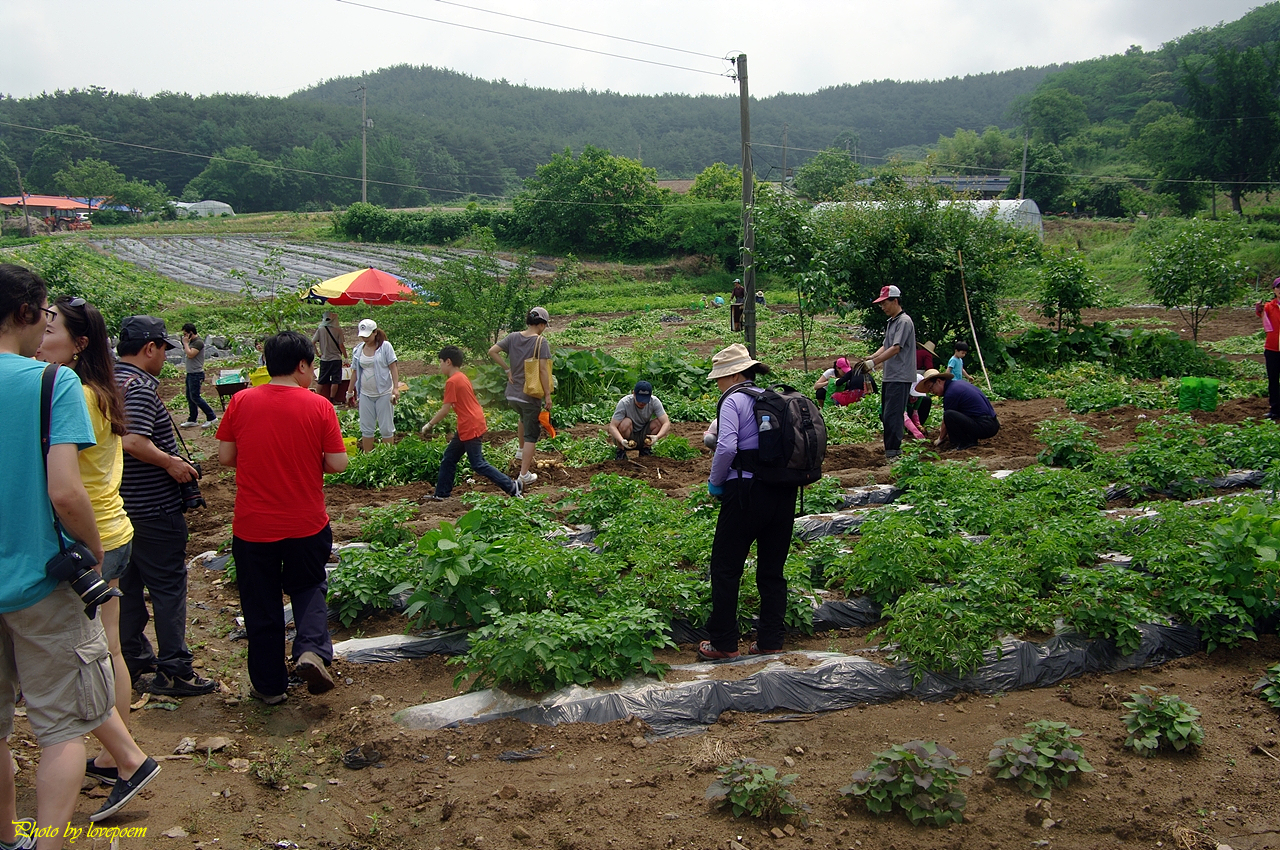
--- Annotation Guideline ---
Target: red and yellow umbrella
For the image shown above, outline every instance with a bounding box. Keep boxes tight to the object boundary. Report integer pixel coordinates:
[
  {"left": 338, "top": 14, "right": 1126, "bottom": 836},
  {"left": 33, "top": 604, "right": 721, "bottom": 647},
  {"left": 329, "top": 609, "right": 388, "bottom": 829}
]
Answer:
[{"left": 305, "top": 268, "right": 414, "bottom": 305}]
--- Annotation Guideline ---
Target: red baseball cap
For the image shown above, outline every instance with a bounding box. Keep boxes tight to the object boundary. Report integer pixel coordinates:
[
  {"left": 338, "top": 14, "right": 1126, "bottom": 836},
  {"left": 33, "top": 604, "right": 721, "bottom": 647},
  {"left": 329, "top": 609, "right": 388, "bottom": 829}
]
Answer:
[{"left": 872, "top": 285, "right": 901, "bottom": 304}]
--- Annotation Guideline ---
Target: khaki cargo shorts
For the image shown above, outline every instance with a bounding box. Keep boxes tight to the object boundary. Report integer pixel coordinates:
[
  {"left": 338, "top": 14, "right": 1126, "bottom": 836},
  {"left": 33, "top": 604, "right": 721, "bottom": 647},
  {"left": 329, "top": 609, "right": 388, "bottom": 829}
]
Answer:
[{"left": 0, "top": 585, "right": 114, "bottom": 747}]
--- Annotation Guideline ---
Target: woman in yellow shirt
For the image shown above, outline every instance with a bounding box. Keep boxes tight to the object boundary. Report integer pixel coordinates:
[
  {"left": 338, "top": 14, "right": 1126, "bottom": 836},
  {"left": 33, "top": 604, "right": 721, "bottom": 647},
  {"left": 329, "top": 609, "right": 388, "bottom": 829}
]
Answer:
[{"left": 38, "top": 296, "right": 137, "bottom": 784}]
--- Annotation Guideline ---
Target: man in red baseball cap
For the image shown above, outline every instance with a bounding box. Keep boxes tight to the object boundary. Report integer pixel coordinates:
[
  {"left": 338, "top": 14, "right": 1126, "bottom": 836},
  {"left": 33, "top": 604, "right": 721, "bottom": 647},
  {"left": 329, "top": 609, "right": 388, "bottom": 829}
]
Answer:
[{"left": 862, "top": 285, "right": 916, "bottom": 459}]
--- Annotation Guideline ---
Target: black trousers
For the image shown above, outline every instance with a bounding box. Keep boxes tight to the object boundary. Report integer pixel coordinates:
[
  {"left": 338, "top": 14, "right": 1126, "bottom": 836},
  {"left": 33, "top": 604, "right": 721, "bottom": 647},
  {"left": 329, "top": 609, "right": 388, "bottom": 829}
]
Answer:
[
  {"left": 1267, "top": 349, "right": 1280, "bottom": 418},
  {"left": 881, "top": 381, "right": 910, "bottom": 454},
  {"left": 944, "top": 410, "right": 1000, "bottom": 448},
  {"left": 121, "top": 511, "right": 195, "bottom": 682},
  {"left": 232, "top": 524, "right": 333, "bottom": 698},
  {"left": 705, "top": 478, "right": 798, "bottom": 652}
]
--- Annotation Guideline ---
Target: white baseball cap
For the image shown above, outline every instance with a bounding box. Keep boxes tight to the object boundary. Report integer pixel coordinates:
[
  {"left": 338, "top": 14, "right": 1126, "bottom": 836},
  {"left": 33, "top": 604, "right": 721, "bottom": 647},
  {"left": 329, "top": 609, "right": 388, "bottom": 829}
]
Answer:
[{"left": 357, "top": 319, "right": 378, "bottom": 338}]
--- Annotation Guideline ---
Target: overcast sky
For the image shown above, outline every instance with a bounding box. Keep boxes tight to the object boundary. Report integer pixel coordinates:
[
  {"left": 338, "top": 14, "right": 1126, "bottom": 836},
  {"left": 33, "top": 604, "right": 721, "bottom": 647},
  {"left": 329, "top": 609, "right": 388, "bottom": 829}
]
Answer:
[{"left": 3, "top": 0, "right": 1265, "bottom": 100}]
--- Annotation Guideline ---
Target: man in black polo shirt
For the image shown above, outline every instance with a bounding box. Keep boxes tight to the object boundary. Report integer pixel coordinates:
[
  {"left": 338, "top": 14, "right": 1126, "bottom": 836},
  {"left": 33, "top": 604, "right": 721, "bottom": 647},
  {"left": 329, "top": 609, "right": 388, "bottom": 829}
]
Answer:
[{"left": 115, "top": 316, "right": 217, "bottom": 696}]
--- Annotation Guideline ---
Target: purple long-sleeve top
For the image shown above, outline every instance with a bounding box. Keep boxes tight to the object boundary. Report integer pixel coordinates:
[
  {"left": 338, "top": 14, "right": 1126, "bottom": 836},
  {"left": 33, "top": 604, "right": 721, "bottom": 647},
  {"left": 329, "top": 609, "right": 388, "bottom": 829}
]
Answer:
[{"left": 710, "top": 388, "right": 758, "bottom": 486}]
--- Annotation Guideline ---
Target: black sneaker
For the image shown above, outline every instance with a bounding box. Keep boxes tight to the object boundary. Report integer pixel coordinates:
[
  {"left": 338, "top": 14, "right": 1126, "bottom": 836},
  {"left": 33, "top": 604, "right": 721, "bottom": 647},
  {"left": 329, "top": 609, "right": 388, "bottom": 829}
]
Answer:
[
  {"left": 638, "top": 447, "right": 653, "bottom": 456},
  {"left": 614, "top": 448, "right": 627, "bottom": 460},
  {"left": 88, "top": 757, "right": 160, "bottom": 822},
  {"left": 85, "top": 757, "right": 118, "bottom": 786},
  {"left": 148, "top": 672, "right": 218, "bottom": 696}
]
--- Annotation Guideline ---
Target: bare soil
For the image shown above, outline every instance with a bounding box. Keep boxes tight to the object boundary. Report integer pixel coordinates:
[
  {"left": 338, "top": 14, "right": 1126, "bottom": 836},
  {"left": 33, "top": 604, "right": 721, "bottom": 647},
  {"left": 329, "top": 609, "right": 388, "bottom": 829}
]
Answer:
[{"left": 19, "top": 306, "right": 1280, "bottom": 849}]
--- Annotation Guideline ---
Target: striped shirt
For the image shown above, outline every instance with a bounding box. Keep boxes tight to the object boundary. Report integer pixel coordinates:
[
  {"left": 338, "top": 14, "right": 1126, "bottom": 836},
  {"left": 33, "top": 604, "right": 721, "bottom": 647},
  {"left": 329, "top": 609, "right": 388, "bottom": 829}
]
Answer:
[{"left": 116, "top": 361, "right": 182, "bottom": 518}]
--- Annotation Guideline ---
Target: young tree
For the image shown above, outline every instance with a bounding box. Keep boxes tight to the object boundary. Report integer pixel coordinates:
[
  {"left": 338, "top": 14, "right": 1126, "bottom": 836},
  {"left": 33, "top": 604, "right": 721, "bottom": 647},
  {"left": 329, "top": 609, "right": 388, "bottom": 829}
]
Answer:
[
  {"left": 756, "top": 177, "right": 1038, "bottom": 353},
  {"left": 512, "top": 145, "right": 664, "bottom": 255},
  {"left": 791, "top": 148, "right": 860, "bottom": 201},
  {"left": 112, "top": 180, "right": 172, "bottom": 220},
  {"left": 1141, "top": 219, "right": 1251, "bottom": 342},
  {"left": 1182, "top": 45, "right": 1280, "bottom": 214},
  {"left": 1037, "top": 249, "right": 1099, "bottom": 331},
  {"left": 400, "top": 227, "right": 550, "bottom": 356},
  {"left": 689, "top": 162, "right": 745, "bottom": 202},
  {"left": 1026, "top": 87, "right": 1089, "bottom": 145},
  {"left": 53, "top": 158, "right": 126, "bottom": 204}
]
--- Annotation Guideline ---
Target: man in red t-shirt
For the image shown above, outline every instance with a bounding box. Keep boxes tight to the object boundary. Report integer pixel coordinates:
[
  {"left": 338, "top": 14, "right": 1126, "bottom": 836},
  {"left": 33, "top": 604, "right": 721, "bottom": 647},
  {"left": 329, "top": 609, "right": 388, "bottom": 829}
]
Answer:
[
  {"left": 422, "top": 345, "right": 520, "bottom": 500},
  {"left": 1256, "top": 278, "right": 1280, "bottom": 420},
  {"left": 216, "top": 331, "right": 348, "bottom": 704}
]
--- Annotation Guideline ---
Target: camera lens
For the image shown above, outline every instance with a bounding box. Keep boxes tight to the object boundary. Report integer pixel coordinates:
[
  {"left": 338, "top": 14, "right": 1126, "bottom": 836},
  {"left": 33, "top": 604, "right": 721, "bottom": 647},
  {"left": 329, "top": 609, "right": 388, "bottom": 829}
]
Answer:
[{"left": 66, "top": 566, "right": 123, "bottom": 619}]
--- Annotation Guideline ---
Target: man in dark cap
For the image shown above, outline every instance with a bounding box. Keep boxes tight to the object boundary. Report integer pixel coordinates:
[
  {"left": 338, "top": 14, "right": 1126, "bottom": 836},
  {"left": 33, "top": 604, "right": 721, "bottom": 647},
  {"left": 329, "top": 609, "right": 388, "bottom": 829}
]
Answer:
[
  {"left": 608, "top": 380, "right": 671, "bottom": 459},
  {"left": 115, "top": 316, "right": 217, "bottom": 697}
]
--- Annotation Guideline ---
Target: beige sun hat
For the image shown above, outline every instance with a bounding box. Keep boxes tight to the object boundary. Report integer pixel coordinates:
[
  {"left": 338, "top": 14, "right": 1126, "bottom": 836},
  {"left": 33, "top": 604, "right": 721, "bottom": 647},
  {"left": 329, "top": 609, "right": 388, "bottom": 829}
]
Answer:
[
  {"left": 708, "top": 343, "right": 763, "bottom": 380},
  {"left": 913, "top": 368, "right": 951, "bottom": 395}
]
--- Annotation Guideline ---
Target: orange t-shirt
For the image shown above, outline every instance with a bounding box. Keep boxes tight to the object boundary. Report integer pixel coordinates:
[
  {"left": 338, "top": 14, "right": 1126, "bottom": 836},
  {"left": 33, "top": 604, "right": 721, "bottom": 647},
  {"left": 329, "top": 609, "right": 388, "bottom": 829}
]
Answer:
[{"left": 444, "top": 371, "right": 487, "bottom": 441}]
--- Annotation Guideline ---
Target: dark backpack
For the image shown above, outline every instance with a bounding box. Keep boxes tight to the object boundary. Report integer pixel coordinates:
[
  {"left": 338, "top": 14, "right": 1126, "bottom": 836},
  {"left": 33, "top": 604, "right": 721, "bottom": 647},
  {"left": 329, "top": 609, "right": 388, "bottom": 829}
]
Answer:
[{"left": 718, "top": 383, "right": 827, "bottom": 486}]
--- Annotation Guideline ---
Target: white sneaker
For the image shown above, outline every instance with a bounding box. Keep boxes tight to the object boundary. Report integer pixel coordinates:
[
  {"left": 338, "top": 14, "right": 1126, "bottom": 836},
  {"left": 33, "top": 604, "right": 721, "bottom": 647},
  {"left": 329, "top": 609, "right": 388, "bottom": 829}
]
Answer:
[
  {"left": 201, "top": 419, "right": 218, "bottom": 429},
  {"left": 179, "top": 421, "right": 199, "bottom": 428},
  {"left": 517, "top": 472, "right": 538, "bottom": 486},
  {"left": 510, "top": 478, "right": 523, "bottom": 498}
]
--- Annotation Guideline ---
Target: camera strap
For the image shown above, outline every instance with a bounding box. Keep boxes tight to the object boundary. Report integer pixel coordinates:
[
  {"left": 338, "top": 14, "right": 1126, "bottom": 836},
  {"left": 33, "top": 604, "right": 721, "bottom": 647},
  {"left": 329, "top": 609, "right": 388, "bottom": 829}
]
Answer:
[{"left": 39, "top": 363, "right": 71, "bottom": 556}]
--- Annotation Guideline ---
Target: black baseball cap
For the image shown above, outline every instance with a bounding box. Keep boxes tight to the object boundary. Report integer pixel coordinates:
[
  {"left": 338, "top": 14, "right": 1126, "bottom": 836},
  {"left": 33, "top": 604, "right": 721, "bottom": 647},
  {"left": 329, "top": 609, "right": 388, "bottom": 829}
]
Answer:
[
  {"left": 634, "top": 380, "right": 653, "bottom": 403},
  {"left": 119, "top": 315, "right": 179, "bottom": 350}
]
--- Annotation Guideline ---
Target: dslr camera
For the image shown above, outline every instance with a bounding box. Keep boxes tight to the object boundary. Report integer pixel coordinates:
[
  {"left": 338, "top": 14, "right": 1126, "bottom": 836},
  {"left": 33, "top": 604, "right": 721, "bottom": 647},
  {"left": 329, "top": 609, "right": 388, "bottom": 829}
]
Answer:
[
  {"left": 179, "top": 459, "right": 206, "bottom": 512},
  {"left": 45, "top": 542, "right": 121, "bottom": 620}
]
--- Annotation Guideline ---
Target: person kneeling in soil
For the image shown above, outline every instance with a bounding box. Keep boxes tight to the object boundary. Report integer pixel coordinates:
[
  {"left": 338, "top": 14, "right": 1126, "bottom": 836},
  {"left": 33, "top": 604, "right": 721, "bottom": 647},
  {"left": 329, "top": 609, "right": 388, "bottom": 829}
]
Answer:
[
  {"left": 217, "top": 331, "right": 348, "bottom": 705},
  {"left": 914, "top": 369, "right": 999, "bottom": 451},
  {"left": 608, "top": 380, "right": 671, "bottom": 460},
  {"left": 698, "top": 344, "right": 796, "bottom": 661},
  {"left": 422, "top": 346, "right": 521, "bottom": 500}
]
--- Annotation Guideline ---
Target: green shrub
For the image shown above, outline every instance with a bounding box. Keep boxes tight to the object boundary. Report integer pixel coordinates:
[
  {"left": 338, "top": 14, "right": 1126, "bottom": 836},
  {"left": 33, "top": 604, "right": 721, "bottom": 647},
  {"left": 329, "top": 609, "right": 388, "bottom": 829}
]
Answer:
[
  {"left": 706, "top": 759, "right": 809, "bottom": 825},
  {"left": 1253, "top": 663, "right": 1280, "bottom": 710},
  {"left": 355, "top": 500, "right": 418, "bottom": 548},
  {"left": 988, "top": 721, "right": 1094, "bottom": 799},
  {"left": 450, "top": 604, "right": 675, "bottom": 691},
  {"left": 841, "top": 741, "right": 971, "bottom": 826},
  {"left": 1122, "top": 687, "right": 1204, "bottom": 757},
  {"left": 650, "top": 436, "right": 699, "bottom": 460},
  {"left": 1035, "top": 419, "right": 1101, "bottom": 468},
  {"left": 327, "top": 546, "right": 417, "bottom": 627}
]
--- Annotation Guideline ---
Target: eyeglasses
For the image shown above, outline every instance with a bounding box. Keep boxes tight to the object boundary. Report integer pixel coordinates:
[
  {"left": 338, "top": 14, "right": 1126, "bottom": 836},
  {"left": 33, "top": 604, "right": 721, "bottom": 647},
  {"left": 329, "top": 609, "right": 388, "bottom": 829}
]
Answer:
[
  {"left": 38, "top": 306, "right": 56, "bottom": 321},
  {"left": 66, "top": 297, "right": 86, "bottom": 308}
]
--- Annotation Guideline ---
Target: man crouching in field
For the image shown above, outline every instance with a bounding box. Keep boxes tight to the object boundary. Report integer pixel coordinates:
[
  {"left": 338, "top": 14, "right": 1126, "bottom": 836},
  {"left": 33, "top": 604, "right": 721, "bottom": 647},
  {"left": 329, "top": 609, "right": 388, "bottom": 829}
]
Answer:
[{"left": 217, "top": 331, "right": 348, "bottom": 705}]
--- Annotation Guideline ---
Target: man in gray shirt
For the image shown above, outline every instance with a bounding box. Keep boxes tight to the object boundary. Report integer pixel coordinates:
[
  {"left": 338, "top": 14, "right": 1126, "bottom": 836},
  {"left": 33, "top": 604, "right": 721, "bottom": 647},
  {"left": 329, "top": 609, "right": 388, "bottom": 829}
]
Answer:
[
  {"left": 312, "top": 312, "right": 347, "bottom": 405},
  {"left": 862, "top": 286, "right": 916, "bottom": 459},
  {"left": 180, "top": 322, "right": 218, "bottom": 428},
  {"left": 608, "top": 380, "right": 671, "bottom": 459}
]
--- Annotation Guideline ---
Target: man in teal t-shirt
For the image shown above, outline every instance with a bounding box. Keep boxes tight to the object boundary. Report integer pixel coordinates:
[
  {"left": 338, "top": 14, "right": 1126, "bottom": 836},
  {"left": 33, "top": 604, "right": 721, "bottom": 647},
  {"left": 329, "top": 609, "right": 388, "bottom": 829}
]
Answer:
[{"left": 0, "top": 263, "right": 121, "bottom": 841}]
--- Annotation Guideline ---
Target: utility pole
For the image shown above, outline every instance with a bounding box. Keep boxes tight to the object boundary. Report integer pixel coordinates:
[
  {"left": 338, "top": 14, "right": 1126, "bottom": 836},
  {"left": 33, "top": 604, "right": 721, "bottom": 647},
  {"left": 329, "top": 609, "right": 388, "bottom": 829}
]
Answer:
[
  {"left": 12, "top": 165, "right": 30, "bottom": 235},
  {"left": 1018, "top": 129, "right": 1029, "bottom": 200},
  {"left": 736, "top": 53, "right": 757, "bottom": 356},
  {"left": 781, "top": 123, "right": 788, "bottom": 196},
  {"left": 354, "top": 82, "right": 369, "bottom": 203}
]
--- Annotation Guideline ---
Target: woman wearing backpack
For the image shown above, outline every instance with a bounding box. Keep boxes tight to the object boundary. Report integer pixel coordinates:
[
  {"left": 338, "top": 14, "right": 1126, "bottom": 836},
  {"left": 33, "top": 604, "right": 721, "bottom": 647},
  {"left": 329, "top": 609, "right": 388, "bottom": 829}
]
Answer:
[{"left": 698, "top": 343, "right": 796, "bottom": 660}]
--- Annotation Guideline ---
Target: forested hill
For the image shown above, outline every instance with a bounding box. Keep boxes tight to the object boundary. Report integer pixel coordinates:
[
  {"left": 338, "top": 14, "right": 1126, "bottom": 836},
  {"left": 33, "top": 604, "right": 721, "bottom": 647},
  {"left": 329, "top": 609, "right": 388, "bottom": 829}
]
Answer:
[
  {"left": 1034, "top": 1, "right": 1280, "bottom": 121},
  {"left": 289, "top": 63, "right": 1059, "bottom": 176}
]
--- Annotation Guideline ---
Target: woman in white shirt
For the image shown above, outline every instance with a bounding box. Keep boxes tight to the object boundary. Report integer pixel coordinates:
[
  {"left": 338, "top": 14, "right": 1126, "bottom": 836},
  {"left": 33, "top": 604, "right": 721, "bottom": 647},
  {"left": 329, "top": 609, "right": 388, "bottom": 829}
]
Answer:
[{"left": 347, "top": 319, "right": 400, "bottom": 451}]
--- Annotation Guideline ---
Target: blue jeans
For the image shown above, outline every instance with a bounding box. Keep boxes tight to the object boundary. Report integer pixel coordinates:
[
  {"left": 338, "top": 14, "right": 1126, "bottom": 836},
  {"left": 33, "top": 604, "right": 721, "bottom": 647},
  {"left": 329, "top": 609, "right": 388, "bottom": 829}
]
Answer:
[
  {"left": 185, "top": 372, "right": 216, "bottom": 422},
  {"left": 435, "top": 435, "right": 515, "bottom": 497}
]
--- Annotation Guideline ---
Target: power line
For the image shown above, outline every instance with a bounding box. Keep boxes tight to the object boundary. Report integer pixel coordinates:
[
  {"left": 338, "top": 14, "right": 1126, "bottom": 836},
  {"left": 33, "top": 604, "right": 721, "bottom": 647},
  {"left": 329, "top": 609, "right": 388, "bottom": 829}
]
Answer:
[
  {"left": 427, "top": 0, "right": 724, "bottom": 61},
  {"left": 334, "top": 0, "right": 732, "bottom": 80}
]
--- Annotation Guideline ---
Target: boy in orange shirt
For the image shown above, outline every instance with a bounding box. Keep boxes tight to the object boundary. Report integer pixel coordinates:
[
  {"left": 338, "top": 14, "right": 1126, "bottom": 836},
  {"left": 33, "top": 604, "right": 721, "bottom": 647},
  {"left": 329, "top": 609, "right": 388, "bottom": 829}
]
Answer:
[{"left": 423, "top": 345, "right": 521, "bottom": 499}]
